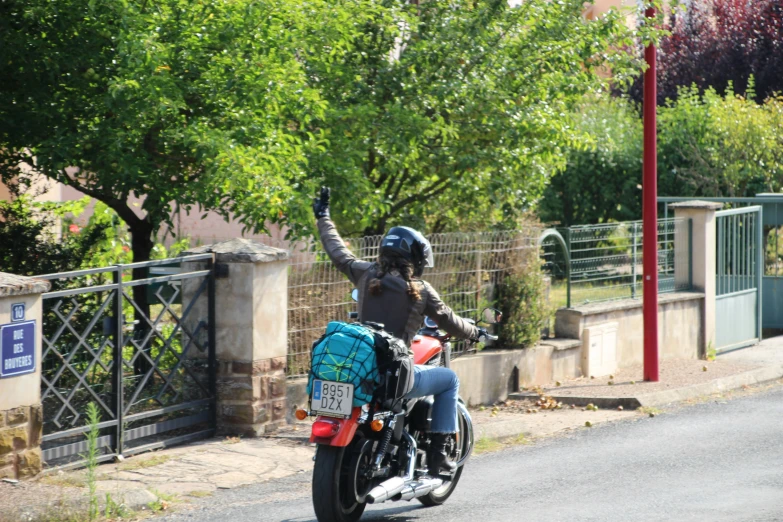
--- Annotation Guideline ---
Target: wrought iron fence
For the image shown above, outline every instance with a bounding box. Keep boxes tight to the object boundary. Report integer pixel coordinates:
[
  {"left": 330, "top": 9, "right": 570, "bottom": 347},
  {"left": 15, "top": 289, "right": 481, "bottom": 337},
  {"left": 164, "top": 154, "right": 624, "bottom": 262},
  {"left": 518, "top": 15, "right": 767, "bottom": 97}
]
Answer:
[
  {"left": 37, "top": 255, "right": 216, "bottom": 470},
  {"left": 541, "top": 218, "right": 692, "bottom": 308},
  {"left": 285, "top": 229, "right": 541, "bottom": 378}
]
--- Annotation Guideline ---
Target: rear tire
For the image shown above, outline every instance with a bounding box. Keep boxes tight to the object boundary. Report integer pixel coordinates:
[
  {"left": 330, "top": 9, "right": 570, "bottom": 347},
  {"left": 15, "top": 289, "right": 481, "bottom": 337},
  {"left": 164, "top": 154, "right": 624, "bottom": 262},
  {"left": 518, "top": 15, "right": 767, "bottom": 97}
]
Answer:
[{"left": 312, "top": 444, "right": 367, "bottom": 522}]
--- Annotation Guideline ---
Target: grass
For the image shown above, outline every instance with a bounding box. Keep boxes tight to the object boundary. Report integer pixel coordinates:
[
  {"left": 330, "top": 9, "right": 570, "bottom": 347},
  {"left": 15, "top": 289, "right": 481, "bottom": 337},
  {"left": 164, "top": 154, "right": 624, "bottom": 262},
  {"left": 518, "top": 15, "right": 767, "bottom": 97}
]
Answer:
[
  {"left": 152, "top": 490, "right": 177, "bottom": 503},
  {"left": 472, "top": 438, "right": 503, "bottom": 454},
  {"left": 118, "top": 454, "right": 172, "bottom": 471},
  {"left": 147, "top": 489, "right": 177, "bottom": 513},
  {"left": 549, "top": 280, "right": 641, "bottom": 308},
  {"left": 510, "top": 433, "right": 531, "bottom": 445},
  {"left": 473, "top": 433, "right": 531, "bottom": 455},
  {"left": 83, "top": 403, "right": 101, "bottom": 521},
  {"left": 637, "top": 406, "right": 663, "bottom": 416}
]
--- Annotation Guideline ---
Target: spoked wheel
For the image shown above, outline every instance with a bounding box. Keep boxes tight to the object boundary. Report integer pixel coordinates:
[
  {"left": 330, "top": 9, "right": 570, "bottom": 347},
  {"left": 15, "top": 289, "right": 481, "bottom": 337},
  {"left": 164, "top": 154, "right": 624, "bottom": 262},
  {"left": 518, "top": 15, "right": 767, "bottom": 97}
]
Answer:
[
  {"left": 418, "top": 401, "right": 472, "bottom": 507},
  {"left": 312, "top": 439, "right": 374, "bottom": 522}
]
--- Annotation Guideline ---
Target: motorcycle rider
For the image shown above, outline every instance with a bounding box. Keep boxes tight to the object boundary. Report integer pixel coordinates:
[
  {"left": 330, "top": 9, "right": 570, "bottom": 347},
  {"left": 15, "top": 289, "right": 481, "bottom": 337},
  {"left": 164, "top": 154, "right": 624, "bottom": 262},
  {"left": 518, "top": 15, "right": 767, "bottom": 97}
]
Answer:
[{"left": 313, "top": 187, "right": 489, "bottom": 477}]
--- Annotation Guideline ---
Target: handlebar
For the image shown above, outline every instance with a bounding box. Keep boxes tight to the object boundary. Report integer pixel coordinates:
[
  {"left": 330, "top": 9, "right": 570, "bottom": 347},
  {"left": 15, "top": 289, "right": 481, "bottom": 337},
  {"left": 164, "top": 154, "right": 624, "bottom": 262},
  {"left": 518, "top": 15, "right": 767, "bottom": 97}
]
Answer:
[{"left": 479, "top": 333, "right": 499, "bottom": 343}]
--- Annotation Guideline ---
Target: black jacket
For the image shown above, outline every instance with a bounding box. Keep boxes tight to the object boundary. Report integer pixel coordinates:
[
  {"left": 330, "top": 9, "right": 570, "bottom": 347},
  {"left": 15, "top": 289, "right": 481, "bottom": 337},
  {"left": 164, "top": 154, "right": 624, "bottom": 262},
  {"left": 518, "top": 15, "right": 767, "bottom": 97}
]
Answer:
[{"left": 317, "top": 217, "right": 479, "bottom": 346}]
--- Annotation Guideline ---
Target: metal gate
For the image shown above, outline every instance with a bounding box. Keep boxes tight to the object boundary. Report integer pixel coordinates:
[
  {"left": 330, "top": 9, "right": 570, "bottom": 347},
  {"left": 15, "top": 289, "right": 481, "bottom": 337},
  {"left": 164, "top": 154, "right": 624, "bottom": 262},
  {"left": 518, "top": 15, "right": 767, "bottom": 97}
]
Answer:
[
  {"left": 715, "top": 206, "right": 763, "bottom": 353},
  {"left": 37, "top": 255, "right": 216, "bottom": 470}
]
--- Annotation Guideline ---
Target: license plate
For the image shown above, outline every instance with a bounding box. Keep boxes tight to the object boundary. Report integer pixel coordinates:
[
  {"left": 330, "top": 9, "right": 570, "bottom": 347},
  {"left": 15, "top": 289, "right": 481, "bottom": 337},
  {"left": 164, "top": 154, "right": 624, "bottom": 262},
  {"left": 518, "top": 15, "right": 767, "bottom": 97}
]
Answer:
[{"left": 311, "top": 380, "right": 354, "bottom": 418}]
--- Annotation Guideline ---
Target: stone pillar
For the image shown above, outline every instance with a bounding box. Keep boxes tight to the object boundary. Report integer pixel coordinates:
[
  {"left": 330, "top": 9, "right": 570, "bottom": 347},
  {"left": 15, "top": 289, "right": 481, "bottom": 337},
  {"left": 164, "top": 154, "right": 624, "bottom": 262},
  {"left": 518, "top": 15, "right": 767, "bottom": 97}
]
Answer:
[
  {"left": 183, "top": 239, "right": 289, "bottom": 437},
  {"left": 670, "top": 201, "right": 723, "bottom": 355},
  {"left": 0, "top": 273, "right": 50, "bottom": 480}
]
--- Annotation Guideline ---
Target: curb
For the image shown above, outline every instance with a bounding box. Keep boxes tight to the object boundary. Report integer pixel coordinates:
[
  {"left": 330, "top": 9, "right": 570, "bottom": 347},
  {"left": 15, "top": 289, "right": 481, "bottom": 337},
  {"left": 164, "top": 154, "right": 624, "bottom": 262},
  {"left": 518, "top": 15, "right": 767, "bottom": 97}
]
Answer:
[
  {"left": 474, "top": 418, "right": 535, "bottom": 441},
  {"left": 509, "top": 364, "right": 783, "bottom": 410},
  {"left": 636, "top": 364, "right": 783, "bottom": 407}
]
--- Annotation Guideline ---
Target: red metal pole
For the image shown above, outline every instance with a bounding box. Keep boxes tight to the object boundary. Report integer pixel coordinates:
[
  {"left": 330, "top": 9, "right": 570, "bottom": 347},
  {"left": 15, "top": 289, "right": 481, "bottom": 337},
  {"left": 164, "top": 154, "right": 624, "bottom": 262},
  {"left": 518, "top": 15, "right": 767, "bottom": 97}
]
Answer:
[{"left": 643, "top": 5, "right": 659, "bottom": 382}]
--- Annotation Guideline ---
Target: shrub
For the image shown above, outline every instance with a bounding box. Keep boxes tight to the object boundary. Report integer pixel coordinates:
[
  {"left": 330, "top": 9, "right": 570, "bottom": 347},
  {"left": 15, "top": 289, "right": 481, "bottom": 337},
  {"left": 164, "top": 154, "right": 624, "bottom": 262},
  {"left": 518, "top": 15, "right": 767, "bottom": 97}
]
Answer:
[
  {"left": 0, "top": 191, "right": 107, "bottom": 276},
  {"left": 657, "top": 84, "right": 783, "bottom": 198},
  {"left": 496, "top": 237, "right": 553, "bottom": 349},
  {"left": 540, "top": 89, "right": 783, "bottom": 228}
]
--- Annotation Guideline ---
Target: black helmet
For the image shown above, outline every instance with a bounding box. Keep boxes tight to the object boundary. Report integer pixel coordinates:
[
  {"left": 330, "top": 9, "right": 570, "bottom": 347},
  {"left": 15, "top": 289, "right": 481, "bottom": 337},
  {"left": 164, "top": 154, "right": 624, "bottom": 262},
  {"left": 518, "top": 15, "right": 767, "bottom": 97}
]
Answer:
[{"left": 380, "top": 226, "right": 434, "bottom": 277}]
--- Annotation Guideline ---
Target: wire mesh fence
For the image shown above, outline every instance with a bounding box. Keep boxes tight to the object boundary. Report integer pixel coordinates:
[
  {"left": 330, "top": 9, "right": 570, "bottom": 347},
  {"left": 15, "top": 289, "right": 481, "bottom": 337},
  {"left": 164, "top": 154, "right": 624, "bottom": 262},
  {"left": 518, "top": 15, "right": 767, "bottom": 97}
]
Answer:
[
  {"left": 166, "top": 218, "right": 690, "bottom": 378},
  {"left": 541, "top": 218, "right": 692, "bottom": 308},
  {"left": 284, "top": 230, "right": 541, "bottom": 377}
]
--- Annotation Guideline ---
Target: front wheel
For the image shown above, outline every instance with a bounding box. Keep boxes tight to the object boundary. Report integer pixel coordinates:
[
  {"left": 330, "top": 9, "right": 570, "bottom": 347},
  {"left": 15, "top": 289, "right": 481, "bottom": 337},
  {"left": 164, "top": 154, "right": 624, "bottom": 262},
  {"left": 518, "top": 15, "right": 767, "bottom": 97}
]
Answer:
[{"left": 312, "top": 442, "right": 371, "bottom": 522}]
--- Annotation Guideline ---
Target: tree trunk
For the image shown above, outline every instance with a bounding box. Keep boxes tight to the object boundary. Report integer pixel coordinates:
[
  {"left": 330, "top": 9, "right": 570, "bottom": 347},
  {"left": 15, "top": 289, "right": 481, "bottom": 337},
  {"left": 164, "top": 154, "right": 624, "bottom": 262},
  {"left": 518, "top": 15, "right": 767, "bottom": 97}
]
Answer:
[{"left": 129, "top": 221, "right": 155, "bottom": 377}]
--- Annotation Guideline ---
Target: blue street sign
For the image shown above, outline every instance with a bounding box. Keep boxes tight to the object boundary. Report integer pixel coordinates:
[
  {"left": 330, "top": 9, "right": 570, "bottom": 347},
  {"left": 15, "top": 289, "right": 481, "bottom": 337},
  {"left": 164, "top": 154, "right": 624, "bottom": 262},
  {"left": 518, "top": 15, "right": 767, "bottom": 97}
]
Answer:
[
  {"left": 11, "top": 303, "right": 25, "bottom": 322},
  {"left": 0, "top": 321, "right": 36, "bottom": 378}
]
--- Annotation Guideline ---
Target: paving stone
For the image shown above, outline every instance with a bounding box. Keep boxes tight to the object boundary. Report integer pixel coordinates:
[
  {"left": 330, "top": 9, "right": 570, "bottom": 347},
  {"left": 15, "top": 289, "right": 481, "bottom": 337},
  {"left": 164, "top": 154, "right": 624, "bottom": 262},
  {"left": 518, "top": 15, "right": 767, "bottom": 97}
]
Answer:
[
  {"left": 95, "top": 479, "right": 147, "bottom": 492},
  {"left": 209, "top": 471, "right": 257, "bottom": 489}
]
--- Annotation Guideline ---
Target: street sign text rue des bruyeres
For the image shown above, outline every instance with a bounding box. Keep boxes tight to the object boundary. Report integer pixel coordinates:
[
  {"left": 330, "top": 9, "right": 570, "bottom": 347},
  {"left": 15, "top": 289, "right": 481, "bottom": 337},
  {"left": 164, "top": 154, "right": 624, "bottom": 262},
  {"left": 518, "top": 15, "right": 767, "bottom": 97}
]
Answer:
[{"left": 1, "top": 302, "right": 36, "bottom": 378}]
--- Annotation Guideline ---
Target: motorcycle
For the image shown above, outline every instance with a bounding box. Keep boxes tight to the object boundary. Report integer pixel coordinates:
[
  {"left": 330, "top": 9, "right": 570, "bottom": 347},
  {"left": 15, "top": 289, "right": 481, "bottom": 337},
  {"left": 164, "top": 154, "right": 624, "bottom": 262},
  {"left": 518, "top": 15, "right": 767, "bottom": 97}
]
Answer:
[{"left": 295, "top": 293, "right": 501, "bottom": 522}]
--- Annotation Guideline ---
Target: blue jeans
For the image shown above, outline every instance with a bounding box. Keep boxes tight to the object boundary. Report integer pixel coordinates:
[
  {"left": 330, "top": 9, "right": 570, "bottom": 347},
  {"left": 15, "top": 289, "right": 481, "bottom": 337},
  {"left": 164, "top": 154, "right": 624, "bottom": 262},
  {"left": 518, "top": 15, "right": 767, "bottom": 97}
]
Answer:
[{"left": 404, "top": 365, "right": 459, "bottom": 433}]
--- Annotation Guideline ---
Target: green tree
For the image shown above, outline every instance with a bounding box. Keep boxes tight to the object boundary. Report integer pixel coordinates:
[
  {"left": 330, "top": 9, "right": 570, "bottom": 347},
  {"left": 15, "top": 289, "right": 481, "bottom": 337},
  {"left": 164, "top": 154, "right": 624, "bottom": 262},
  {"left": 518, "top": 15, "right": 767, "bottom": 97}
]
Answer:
[
  {"left": 295, "top": 0, "right": 655, "bottom": 235},
  {"left": 657, "top": 84, "right": 783, "bottom": 198},
  {"left": 540, "top": 86, "right": 783, "bottom": 227},
  {"left": 538, "top": 97, "right": 643, "bottom": 226},
  {"left": 0, "top": 0, "right": 329, "bottom": 372},
  {"left": 0, "top": 0, "right": 325, "bottom": 263}
]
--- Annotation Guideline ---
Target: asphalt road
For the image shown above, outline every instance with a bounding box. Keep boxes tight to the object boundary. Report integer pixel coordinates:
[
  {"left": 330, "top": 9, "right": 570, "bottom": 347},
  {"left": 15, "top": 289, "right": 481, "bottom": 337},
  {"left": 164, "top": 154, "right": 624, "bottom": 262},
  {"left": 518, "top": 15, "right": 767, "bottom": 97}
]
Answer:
[{"left": 161, "top": 385, "right": 783, "bottom": 522}]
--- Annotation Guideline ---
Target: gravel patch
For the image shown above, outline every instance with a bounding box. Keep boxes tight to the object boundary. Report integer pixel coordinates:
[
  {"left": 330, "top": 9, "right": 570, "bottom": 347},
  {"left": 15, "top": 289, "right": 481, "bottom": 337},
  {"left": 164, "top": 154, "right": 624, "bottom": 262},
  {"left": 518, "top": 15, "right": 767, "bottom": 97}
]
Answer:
[{"left": 0, "top": 477, "right": 89, "bottom": 522}]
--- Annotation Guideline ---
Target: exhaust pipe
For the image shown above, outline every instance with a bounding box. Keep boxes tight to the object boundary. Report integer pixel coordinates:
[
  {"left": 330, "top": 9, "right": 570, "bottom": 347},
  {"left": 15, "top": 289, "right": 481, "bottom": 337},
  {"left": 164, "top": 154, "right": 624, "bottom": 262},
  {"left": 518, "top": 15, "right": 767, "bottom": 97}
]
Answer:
[
  {"left": 366, "top": 476, "right": 406, "bottom": 504},
  {"left": 398, "top": 478, "right": 443, "bottom": 501}
]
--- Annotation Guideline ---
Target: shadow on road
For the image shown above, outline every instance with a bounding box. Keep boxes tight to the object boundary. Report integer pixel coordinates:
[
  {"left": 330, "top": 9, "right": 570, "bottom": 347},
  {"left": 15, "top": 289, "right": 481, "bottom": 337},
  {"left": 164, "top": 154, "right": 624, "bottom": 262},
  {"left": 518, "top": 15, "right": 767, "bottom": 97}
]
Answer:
[{"left": 282, "top": 504, "right": 423, "bottom": 522}]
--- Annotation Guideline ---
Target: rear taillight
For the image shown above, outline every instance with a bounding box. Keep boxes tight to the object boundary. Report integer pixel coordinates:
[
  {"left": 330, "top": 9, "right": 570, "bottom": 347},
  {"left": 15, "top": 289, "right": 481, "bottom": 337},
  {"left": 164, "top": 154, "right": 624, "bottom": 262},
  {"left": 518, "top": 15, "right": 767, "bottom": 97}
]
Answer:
[{"left": 312, "top": 419, "right": 340, "bottom": 438}]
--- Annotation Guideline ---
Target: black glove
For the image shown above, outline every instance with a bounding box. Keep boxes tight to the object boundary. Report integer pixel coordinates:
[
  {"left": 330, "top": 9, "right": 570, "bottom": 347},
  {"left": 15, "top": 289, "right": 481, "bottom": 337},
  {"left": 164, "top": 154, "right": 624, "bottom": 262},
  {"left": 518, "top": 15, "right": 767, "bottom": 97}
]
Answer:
[{"left": 313, "top": 186, "right": 330, "bottom": 219}]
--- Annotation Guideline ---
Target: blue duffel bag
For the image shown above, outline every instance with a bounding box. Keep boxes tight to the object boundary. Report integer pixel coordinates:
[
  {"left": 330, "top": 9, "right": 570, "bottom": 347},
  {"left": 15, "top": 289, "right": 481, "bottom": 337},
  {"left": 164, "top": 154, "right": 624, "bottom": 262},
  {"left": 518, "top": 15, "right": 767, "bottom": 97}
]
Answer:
[{"left": 307, "top": 321, "right": 379, "bottom": 407}]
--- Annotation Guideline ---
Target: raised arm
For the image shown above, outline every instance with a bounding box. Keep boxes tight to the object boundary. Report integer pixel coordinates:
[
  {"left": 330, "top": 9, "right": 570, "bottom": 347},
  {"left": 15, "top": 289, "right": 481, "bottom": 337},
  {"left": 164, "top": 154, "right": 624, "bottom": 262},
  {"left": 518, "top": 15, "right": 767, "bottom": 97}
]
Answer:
[
  {"left": 313, "top": 188, "right": 372, "bottom": 285},
  {"left": 421, "top": 281, "right": 479, "bottom": 340},
  {"left": 317, "top": 217, "right": 373, "bottom": 285}
]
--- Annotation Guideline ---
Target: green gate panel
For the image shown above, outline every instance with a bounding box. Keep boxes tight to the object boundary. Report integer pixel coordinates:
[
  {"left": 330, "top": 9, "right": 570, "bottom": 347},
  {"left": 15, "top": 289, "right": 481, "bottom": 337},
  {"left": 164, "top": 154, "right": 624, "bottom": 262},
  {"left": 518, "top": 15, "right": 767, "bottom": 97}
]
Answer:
[
  {"left": 762, "top": 277, "right": 783, "bottom": 329},
  {"left": 716, "top": 290, "right": 759, "bottom": 353}
]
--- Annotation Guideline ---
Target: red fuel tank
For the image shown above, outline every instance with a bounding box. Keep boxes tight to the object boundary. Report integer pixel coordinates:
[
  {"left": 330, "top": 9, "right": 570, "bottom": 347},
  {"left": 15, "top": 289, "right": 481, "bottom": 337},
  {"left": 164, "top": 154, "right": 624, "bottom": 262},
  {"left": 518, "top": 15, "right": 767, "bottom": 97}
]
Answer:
[{"left": 411, "top": 335, "right": 442, "bottom": 365}]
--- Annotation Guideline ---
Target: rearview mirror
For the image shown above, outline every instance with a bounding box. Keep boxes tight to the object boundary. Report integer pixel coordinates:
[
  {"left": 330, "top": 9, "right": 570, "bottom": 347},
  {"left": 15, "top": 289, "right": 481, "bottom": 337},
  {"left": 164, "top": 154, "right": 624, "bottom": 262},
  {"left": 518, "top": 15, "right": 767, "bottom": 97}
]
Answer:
[
  {"left": 351, "top": 289, "right": 359, "bottom": 302},
  {"left": 481, "top": 307, "right": 502, "bottom": 324}
]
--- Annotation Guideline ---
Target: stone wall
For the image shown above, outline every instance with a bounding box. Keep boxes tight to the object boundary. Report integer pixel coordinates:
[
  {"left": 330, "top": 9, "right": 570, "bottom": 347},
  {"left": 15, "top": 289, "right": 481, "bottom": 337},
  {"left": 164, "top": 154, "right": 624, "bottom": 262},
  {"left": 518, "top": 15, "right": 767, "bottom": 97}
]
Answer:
[
  {"left": 216, "top": 356, "right": 288, "bottom": 436},
  {"left": 0, "top": 405, "right": 43, "bottom": 479}
]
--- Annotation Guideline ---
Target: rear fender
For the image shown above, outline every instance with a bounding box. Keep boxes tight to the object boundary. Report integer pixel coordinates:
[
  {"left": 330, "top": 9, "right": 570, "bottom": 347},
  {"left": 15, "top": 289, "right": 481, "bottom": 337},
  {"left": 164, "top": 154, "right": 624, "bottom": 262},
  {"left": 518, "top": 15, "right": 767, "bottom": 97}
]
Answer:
[{"left": 309, "top": 407, "right": 362, "bottom": 446}]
